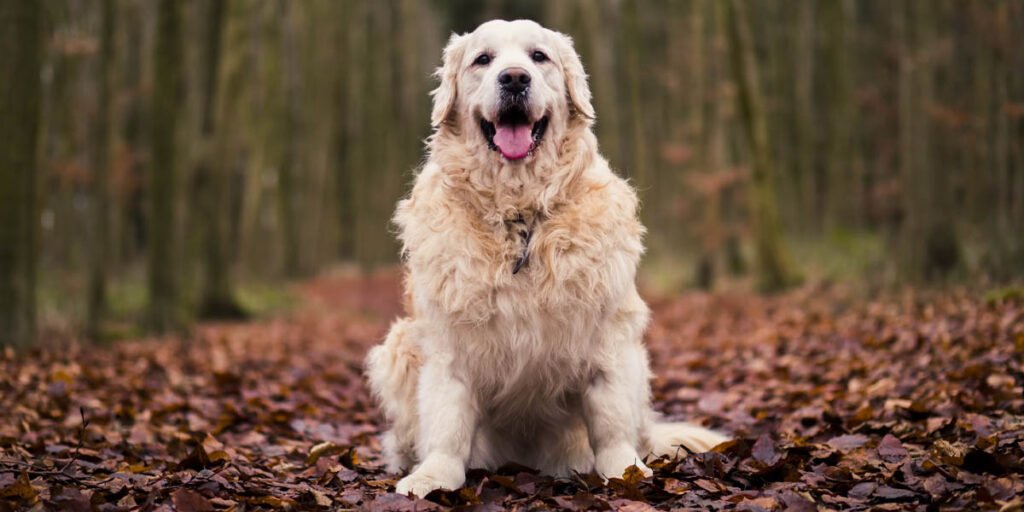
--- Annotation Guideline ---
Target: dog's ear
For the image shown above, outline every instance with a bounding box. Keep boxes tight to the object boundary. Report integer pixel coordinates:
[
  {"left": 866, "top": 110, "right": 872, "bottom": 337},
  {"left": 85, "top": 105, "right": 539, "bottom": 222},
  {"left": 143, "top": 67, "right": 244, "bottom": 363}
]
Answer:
[
  {"left": 553, "top": 32, "right": 595, "bottom": 120},
  {"left": 431, "top": 33, "right": 468, "bottom": 127}
]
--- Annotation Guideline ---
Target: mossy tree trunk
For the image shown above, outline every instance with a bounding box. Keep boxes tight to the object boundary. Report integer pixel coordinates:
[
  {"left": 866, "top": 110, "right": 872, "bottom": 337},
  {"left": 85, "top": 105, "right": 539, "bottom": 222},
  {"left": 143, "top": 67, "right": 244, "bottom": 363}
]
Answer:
[
  {"left": 822, "top": 0, "right": 856, "bottom": 231},
  {"left": 147, "top": 0, "right": 183, "bottom": 333},
  {"left": 580, "top": 2, "right": 624, "bottom": 170},
  {"left": 691, "top": 0, "right": 717, "bottom": 290},
  {"left": 793, "top": 0, "right": 817, "bottom": 232},
  {"left": 621, "top": 1, "right": 650, "bottom": 212},
  {"left": 0, "top": 1, "right": 44, "bottom": 348},
  {"left": 87, "top": 0, "right": 116, "bottom": 340},
  {"left": 723, "top": 0, "right": 799, "bottom": 292},
  {"left": 897, "top": 1, "right": 960, "bottom": 282},
  {"left": 278, "top": 0, "right": 302, "bottom": 277},
  {"left": 197, "top": 0, "right": 246, "bottom": 320},
  {"left": 329, "top": 0, "right": 356, "bottom": 261}
]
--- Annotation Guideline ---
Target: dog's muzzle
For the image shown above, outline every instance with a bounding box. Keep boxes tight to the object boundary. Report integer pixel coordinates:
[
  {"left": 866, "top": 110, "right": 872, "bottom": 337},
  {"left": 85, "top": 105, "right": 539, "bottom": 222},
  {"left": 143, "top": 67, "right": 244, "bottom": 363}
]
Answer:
[
  {"left": 481, "top": 100, "right": 548, "bottom": 161},
  {"left": 478, "top": 66, "right": 549, "bottom": 161}
]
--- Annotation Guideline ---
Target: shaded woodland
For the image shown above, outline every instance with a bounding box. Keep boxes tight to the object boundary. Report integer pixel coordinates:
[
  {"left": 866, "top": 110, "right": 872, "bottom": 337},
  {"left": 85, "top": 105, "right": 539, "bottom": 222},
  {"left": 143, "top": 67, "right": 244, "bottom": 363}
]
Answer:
[
  {"left": 2, "top": 3, "right": 1024, "bottom": 510},
  {"left": 1, "top": 0, "right": 1023, "bottom": 345}
]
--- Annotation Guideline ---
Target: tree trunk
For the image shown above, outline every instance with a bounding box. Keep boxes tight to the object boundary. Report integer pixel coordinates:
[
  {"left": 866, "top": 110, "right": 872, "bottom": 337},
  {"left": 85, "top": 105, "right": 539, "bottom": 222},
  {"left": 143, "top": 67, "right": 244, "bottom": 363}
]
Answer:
[
  {"left": 897, "top": 2, "right": 960, "bottom": 282},
  {"left": 621, "top": 1, "right": 651, "bottom": 217},
  {"left": 822, "top": 0, "right": 855, "bottom": 231},
  {"left": 328, "top": 0, "right": 355, "bottom": 261},
  {"left": 722, "top": 0, "right": 799, "bottom": 292},
  {"left": 147, "top": 0, "right": 183, "bottom": 333},
  {"left": 348, "top": 3, "right": 375, "bottom": 271},
  {"left": 581, "top": 2, "right": 624, "bottom": 170},
  {"left": 278, "top": 0, "right": 302, "bottom": 277},
  {"left": 692, "top": 0, "right": 718, "bottom": 290},
  {"left": 87, "top": 0, "right": 116, "bottom": 340},
  {"left": 117, "top": 0, "right": 146, "bottom": 266},
  {"left": 197, "top": 0, "right": 246, "bottom": 319},
  {"left": 0, "top": 1, "right": 43, "bottom": 348},
  {"left": 793, "top": 0, "right": 816, "bottom": 232}
]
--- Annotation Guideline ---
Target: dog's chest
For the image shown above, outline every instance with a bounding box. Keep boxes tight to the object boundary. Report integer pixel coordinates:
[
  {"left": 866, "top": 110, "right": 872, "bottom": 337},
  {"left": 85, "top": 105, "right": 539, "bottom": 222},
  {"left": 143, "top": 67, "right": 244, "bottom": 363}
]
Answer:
[
  {"left": 420, "top": 213, "right": 619, "bottom": 324},
  {"left": 501, "top": 214, "right": 626, "bottom": 316},
  {"left": 453, "top": 221, "right": 610, "bottom": 408},
  {"left": 453, "top": 302, "right": 601, "bottom": 417}
]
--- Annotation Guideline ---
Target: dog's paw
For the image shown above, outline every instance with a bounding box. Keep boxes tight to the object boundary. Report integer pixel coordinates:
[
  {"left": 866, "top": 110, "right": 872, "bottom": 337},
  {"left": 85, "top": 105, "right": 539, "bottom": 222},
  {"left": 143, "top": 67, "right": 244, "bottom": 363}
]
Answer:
[
  {"left": 395, "top": 471, "right": 460, "bottom": 497},
  {"left": 394, "top": 456, "right": 466, "bottom": 498},
  {"left": 594, "top": 444, "right": 653, "bottom": 480}
]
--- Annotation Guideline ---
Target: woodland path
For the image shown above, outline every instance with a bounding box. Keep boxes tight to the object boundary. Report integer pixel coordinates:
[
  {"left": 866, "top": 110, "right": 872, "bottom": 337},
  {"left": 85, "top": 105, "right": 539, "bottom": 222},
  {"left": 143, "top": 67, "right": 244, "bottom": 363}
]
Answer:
[{"left": 2, "top": 272, "right": 1022, "bottom": 510}]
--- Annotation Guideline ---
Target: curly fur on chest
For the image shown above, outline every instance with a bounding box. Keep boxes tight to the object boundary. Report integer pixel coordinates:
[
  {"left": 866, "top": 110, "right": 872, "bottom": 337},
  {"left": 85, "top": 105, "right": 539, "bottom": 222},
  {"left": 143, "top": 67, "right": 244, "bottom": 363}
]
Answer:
[{"left": 396, "top": 130, "right": 645, "bottom": 326}]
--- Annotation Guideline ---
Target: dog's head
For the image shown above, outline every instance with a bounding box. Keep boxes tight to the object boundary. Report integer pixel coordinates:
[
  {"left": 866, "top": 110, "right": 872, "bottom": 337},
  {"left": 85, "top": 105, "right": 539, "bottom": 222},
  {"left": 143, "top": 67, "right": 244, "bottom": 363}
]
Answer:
[{"left": 431, "top": 19, "right": 594, "bottom": 162}]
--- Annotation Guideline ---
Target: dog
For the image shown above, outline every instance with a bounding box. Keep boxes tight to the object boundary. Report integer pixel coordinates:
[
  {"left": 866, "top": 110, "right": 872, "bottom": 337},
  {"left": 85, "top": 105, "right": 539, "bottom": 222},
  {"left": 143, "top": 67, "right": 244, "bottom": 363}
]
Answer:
[{"left": 365, "top": 19, "right": 728, "bottom": 497}]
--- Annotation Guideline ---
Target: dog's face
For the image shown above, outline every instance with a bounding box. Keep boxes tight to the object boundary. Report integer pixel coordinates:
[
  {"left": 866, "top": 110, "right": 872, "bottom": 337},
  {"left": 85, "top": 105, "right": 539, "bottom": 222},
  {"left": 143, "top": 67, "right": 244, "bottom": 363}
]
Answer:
[{"left": 431, "top": 20, "right": 594, "bottom": 162}]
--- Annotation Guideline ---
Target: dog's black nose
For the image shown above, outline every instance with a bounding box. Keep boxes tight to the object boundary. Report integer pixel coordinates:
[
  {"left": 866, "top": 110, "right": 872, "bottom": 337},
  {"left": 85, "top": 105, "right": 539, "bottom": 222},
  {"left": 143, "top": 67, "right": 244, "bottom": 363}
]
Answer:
[{"left": 498, "top": 67, "right": 531, "bottom": 94}]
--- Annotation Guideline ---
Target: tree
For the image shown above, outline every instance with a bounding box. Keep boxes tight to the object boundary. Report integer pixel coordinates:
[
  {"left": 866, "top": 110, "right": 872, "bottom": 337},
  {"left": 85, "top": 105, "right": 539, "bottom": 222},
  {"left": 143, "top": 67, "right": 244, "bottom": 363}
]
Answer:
[
  {"left": 87, "top": 0, "right": 116, "bottom": 340},
  {"left": 690, "top": 0, "right": 719, "bottom": 289},
  {"left": 793, "top": 0, "right": 817, "bottom": 232},
  {"left": 196, "top": 0, "right": 246, "bottom": 319},
  {"left": 621, "top": 1, "right": 651, "bottom": 201},
  {"left": 278, "top": 0, "right": 302, "bottom": 277},
  {"left": 897, "top": 1, "right": 960, "bottom": 282},
  {"left": 0, "top": 1, "right": 44, "bottom": 348},
  {"left": 147, "top": 0, "right": 183, "bottom": 333},
  {"left": 722, "top": 0, "right": 799, "bottom": 292},
  {"left": 822, "top": 0, "right": 857, "bottom": 231},
  {"left": 329, "top": 0, "right": 356, "bottom": 261}
]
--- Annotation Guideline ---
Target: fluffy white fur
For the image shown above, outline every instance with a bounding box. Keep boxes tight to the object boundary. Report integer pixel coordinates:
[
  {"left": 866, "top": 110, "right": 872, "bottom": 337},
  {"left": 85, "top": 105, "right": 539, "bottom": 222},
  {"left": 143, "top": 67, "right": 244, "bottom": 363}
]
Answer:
[{"left": 365, "top": 19, "right": 728, "bottom": 497}]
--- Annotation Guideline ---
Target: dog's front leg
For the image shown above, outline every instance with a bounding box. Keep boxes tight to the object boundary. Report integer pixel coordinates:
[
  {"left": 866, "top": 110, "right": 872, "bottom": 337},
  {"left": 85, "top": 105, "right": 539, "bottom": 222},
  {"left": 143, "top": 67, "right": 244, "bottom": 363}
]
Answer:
[
  {"left": 583, "top": 341, "right": 654, "bottom": 480},
  {"left": 394, "top": 354, "right": 476, "bottom": 497}
]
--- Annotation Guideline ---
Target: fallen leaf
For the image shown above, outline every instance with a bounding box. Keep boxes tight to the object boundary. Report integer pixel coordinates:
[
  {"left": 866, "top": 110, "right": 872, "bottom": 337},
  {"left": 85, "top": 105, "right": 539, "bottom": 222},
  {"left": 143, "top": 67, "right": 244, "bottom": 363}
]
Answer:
[
  {"left": 827, "top": 434, "right": 868, "bottom": 451},
  {"left": 171, "top": 489, "right": 214, "bottom": 512},
  {"left": 877, "top": 434, "right": 909, "bottom": 462}
]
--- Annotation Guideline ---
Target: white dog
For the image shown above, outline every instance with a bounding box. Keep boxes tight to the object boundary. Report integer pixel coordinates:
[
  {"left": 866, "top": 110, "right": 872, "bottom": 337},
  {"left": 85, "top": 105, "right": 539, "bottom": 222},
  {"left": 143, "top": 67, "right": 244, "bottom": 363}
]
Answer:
[{"left": 365, "top": 19, "right": 728, "bottom": 497}]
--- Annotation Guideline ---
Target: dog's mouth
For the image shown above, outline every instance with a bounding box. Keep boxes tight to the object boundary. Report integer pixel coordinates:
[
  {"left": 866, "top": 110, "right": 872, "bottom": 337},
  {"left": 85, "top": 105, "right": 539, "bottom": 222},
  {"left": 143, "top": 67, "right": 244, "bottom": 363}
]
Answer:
[{"left": 480, "top": 106, "right": 549, "bottom": 161}]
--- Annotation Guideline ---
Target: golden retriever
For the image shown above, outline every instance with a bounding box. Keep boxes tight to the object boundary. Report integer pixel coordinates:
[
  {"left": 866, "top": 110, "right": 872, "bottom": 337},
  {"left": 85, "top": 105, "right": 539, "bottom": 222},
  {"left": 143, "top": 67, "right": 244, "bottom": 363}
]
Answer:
[{"left": 365, "top": 19, "right": 728, "bottom": 497}]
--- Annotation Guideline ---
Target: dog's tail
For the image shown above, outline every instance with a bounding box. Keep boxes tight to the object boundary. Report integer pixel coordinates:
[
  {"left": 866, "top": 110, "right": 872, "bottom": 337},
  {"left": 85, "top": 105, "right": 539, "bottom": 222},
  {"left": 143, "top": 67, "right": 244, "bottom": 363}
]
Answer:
[
  {"left": 365, "top": 317, "right": 421, "bottom": 472},
  {"left": 647, "top": 422, "right": 730, "bottom": 458}
]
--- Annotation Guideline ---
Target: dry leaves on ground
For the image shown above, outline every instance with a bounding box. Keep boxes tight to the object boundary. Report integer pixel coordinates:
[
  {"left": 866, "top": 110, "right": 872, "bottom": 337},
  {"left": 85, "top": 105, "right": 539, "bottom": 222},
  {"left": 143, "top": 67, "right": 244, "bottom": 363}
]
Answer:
[{"left": 2, "top": 272, "right": 1022, "bottom": 511}]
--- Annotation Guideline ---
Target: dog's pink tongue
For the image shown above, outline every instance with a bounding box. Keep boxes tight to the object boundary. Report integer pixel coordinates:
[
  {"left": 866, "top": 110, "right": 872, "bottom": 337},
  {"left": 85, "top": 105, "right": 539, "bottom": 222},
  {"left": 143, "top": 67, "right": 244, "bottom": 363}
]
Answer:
[{"left": 493, "top": 124, "right": 532, "bottom": 160}]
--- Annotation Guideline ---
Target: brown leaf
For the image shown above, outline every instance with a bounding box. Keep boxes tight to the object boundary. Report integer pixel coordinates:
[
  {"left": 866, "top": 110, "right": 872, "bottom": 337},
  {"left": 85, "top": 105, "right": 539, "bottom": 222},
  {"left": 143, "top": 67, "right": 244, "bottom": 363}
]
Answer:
[
  {"left": 247, "top": 495, "right": 298, "bottom": 509},
  {"left": 366, "top": 493, "right": 442, "bottom": 512},
  {"left": 877, "top": 434, "right": 908, "bottom": 462},
  {"left": 607, "top": 499, "right": 658, "bottom": 512},
  {"left": 50, "top": 487, "right": 91, "bottom": 512},
  {"left": 777, "top": 490, "right": 817, "bottom": 512},
  {"left": 663, "top": 478, "right": 690, "bottom": 495},
  {"left": 306, "top": 441, "right": 349, "bottom": 466},
  {"left": 622, "top": 464, "right": 647, "bottom": 486},
  {"left": 752, "top": 434, "right": 780, "bottom": 465},
  {"left": 0, "top": 471, "right": 38, "bottom": 507},
  {"left": 874, "top": 485, "right": 916, "bottom": 500},
  {"left": 694, "top": 479, "right": 723, "bottom": 493},
  {"left": 931, "top": 439, "right": 966, "bottom": 465},
  {"left": 178, "top": 442, "right": 212, "bottom": 471},
  {"left": 849, "top": 481, "right": 876, "bottom": 498},
  {"left": 171, "top": 489, "right": 214, "bottom": 512},
  {"left": 309, "top": 488, "right": 332, "bottom": 507},
  {"left": 737, "top": 496, "right": 779, "bottom": 511},
  {"left": 827, "top": 434, "right": 869, "bottom": 451}
]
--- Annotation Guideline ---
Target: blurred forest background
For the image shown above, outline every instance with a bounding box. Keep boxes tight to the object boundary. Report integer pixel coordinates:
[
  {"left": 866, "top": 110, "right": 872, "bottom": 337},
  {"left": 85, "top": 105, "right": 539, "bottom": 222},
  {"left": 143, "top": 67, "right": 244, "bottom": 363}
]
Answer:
[{"left": 1, "top": 0, "right": 1022, "bottom": 346}]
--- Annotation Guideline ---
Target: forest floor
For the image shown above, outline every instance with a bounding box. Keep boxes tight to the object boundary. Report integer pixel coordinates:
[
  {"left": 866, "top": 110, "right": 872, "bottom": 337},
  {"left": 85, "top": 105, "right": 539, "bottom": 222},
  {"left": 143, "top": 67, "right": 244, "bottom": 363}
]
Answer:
[{"left": 2, "top": 270, "right": 1023, "bottom": 511}]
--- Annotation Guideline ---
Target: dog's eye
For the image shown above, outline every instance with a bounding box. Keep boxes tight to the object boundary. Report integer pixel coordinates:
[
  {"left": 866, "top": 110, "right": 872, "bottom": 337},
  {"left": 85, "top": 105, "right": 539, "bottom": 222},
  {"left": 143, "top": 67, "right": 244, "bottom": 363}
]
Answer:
[
  {"left": 473, "top": 53, "right": 491, "bottom": 66},
  {"left": 531, "top": 50, "right": 548, "bottom": 63}
]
